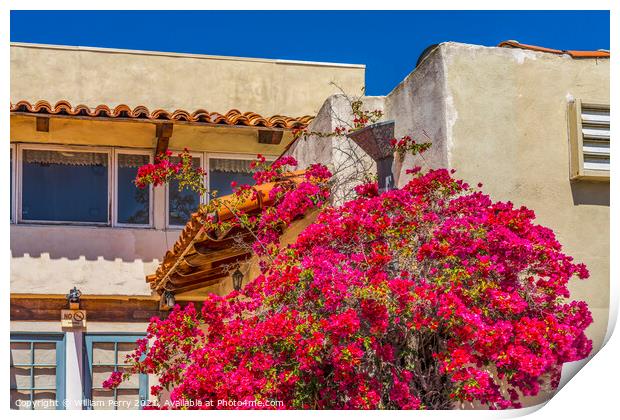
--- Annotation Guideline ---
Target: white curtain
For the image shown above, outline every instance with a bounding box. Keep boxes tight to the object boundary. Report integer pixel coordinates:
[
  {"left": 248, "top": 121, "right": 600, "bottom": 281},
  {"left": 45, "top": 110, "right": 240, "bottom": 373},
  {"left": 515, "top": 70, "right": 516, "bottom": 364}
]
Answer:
[
  {"left": 209, "top": 158, "right": 257, "bottom": 174},
  {"left": 23, "top": 150, "right": 108, "bottom": 166},
  {"left": 118, "top": 154, "right": 149, "bottom": 168}
]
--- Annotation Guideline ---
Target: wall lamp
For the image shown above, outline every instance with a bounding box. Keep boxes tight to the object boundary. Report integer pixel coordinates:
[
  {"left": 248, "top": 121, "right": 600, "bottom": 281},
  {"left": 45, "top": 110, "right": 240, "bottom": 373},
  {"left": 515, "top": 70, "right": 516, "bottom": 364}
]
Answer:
[
  {"left": 163, "top": 291, "right": 176, "bottom": 308},
  {"left": 66, "top": 287, "right": 82, "bottom": 310},
  {"left": 232, "top": 268, "right": 244, "bottom": 292}
]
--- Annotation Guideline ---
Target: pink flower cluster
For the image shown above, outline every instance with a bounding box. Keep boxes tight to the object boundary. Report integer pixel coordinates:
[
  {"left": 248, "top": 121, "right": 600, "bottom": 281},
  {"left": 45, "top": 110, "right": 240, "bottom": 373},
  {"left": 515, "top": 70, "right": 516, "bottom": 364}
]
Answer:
[
  {"left": 389, "top": 135, "right": 431, "bottom": 159},
  {"left": 108, "top": 162, "right": 592, "bottom": 410},
  {"left": 135, "top": 149, "right": 206, "bottom": 192},
  {"left": 102, "top": 371, "right": 123, "bottom": 389}
]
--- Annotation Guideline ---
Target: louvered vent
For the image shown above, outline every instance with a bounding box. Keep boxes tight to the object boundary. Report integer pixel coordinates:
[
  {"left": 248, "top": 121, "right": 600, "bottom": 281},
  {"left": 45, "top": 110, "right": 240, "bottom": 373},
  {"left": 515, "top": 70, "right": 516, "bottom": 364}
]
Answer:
[{"left": 581, "top": 106, "right": 610, "bottom": 172}]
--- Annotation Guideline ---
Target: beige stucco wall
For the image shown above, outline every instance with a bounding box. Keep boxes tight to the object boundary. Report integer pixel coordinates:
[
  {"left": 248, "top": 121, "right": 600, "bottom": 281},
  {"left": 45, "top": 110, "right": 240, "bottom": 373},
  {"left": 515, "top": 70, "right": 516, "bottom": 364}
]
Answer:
[
  {"left": 439, "top": 43, "right": 609, "bottom": 355},
  {"left": 381, "top": 43, "right": 609, "bottom": 355},
  {"left": 11, "top": 43, "right": 365, "bottom": 117}
]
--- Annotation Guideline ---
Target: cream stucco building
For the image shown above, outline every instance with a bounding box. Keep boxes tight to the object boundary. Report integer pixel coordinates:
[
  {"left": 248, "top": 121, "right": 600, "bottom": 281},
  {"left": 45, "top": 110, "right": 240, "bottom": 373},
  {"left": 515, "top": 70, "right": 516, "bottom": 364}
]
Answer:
[
  {"left": 9, "top": 42, "right": 365, "bottom": 410},
  {"left": 287, "top": 40, "right": 610, "bottom": 407}
]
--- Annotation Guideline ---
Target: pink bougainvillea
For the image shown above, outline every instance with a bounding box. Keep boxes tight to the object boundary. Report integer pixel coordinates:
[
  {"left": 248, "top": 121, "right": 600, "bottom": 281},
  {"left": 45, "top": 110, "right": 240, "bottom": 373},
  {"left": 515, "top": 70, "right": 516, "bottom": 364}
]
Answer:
[
  {"left": 135, "top": 148, "right": 206, "bottom": 193},
  {"left": 120, "top": 96, "right": 592, "bottom": 409},
  {"left": 111, "top": 152, "right": 592, "bottom": 410}
]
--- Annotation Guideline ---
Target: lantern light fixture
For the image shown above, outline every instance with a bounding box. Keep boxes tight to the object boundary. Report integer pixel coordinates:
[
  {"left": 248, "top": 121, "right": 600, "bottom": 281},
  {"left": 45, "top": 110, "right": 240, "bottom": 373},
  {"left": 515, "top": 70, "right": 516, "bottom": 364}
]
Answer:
[
  {"left": 232, "top": 268, "right": 244, "bottom": 292},
  {"left": 163, "top": 291, "right": 176, "bottom": 308},
  {"left": 66, "top": 287, "right": 82, "bottom": 309}
]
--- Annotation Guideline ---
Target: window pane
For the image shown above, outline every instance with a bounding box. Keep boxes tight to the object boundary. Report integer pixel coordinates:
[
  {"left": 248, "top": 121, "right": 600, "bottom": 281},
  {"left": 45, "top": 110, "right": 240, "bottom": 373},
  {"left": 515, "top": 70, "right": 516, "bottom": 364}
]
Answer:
[
  {"left": 34, "top": 342, "right": 56, "bottom": 365},
  {"left": 93, "top": 365, "right": 113, "bottom": 388},
  {"left": 92, "top": 389, "right": 115, "bottom": 410},
  {"left": 33, "top": 391, "right": 57, "bottom": 410},
  {"left": 117, "top": 342, "right": 138, "bottom": 365},
  {"left": 117, "top": 154, "right": 150, "bottom": 225},
  {"left": 11, "top": 366, "right": 31, "bottom": 388},
  {"left": 10, "top": 390, "right": 31, "bottom": 410},
  {"left": 34, "top": 367, "right": 56, "bottom": 389},
  {"left": 168, "top": 156, "right": 201, "bottom": 226},
  {"left": 22, "top": 150, "right": 108, "bottom": 223},
  {"left": 117, "top": 367, "right": 139, "bottom": 389},
  {"left": 10, "top": 342, "right": 31, "bottom": 365},
  {"left": 117, "top": 389, "right": 140, "bottom": 409},
  {"left": 93, "top": 342, "right": 115, "bottom": 365},
  {"left": 209, "top": 158, "right": 258, "bottom": 197}
]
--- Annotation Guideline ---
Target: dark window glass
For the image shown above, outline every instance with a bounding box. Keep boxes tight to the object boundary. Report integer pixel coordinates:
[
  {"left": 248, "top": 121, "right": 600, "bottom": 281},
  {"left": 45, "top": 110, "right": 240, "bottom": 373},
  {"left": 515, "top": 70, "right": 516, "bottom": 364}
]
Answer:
[
  {"left": 168, "top": 156, "right": 201, "bottom": 226},
  {"left": 117, "top": 154, "right": 150, "bottom": 225},
  {"left": 21, "top": 150, "right": 108, "bottom": 223},
  {"left": 208, "top": 158, "right": 261, "bottom": 197}
]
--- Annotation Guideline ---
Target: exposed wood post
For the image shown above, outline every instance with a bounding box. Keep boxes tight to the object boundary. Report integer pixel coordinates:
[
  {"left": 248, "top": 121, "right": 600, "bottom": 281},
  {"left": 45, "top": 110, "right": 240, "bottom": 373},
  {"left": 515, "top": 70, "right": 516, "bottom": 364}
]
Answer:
[
  {"left": 155, "top": 122, "right": 174, "bottom": 156},
  {"left": 35, "top": 116, "right": 50, "bottom": 132},
  {"left": 258, "top": 129, "right": 283, "bottom": 145}
]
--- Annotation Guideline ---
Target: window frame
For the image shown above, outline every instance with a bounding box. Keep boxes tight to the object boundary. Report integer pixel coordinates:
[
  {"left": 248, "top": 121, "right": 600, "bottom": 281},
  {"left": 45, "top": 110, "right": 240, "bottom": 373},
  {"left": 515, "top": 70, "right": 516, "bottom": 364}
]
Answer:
[
  {"left": 83, "top": 334, "right": 148, "bottom": 411},
  {"left": 164, "top": 150, "right": 206, "bottom": 229},
  {"left": 13, "top": 143, "right": 156, "bottom": 228},
  {"left": 113, "top": 148, "right": 154, "bottom": 228},
  {"left": 17, "top": 143, "right": 113, "bottom": 226},
  {"left": 10, "top": 332, "right": 66, "bottom": 411},
  {"left": 568, "top": 99, "right": 610, "bottom": 181}
]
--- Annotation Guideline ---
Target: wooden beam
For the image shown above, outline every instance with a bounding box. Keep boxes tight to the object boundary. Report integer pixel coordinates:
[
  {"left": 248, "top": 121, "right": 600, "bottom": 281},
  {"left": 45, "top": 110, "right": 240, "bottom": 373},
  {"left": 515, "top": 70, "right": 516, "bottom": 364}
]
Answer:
[
  {"left": 35, "top": 116, "right": 49, "bottom": 132},
  {"left": 155, "top": 123, "right": 174, "bottom": 156},
  {"left": 9, "top": 296, "right": 200, "bottom": 322},
  {"left": 165, "top": 279, "right": 224, "bottom": 295},
  {"left": 183, "top": 248, "right": 250, "bottom": 268},
  {"left": 258, "top": 129, "right": 283, "bottom": 144}
]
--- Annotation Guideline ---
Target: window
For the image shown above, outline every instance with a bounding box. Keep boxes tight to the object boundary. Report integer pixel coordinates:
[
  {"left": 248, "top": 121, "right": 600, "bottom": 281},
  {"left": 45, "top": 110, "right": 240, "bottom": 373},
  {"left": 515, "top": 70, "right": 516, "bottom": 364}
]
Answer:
[
  {"left": 167, "top": 154, "right": 204, "bottom": 227},
  {"left": 165, "top": 153, "right": 274, "bottom": 228},
  {"left": 569, "top": 100, "right": 610, "bottom": 180},
  {"left": 10, "top": 333, "right": 66, "bottom": 410},
  {"left": 20, "top": 148, "right": 109, "bottom": 223},
  {"left": 208, "top": 157, "right": 260, "bottom": 197},
  {"left": 13, "top": 145, "right": 152, "bottom": 227},
  {"left": 115, "top": 152, "right": 152, "bottom": 226},
  {"left": 84, "top": 335, "right": 148, "bottom": 410}
]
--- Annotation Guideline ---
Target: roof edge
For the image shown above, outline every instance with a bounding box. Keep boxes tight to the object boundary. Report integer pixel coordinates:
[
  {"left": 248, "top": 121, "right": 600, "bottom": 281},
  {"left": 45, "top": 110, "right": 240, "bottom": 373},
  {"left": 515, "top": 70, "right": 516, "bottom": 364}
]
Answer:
[
  {"left": 10, "top": 42, "right": 366, "bottom": 69},
  {"left": 498, "top": 40, "right": 610, "bottom": 58},
  {"left": 10, "top": 99, "right": 314, "bottom": 130}
]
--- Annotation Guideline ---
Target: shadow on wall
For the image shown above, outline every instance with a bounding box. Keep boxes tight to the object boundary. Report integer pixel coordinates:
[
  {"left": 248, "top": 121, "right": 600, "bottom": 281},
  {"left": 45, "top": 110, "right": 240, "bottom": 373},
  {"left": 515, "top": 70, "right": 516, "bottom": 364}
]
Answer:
[
  {"left": 571, "top": 182, "right": 610, "bottom": 206},
  {"left": 10, "top": 225, "right": 174, "bottom": 263}
]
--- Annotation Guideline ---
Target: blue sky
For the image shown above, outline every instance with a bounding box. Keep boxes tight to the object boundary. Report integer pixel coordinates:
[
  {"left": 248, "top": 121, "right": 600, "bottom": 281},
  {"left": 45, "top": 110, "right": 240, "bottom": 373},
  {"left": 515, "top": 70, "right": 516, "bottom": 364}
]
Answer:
[{"left": 10, "top": 10, "right": 610, "bottom": 96}]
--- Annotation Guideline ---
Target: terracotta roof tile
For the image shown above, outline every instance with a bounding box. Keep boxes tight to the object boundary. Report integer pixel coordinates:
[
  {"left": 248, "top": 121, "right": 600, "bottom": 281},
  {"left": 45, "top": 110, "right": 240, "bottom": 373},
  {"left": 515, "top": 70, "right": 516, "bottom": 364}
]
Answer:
[
  {"left": 498, "top": 40, "right": 609, "bottom": 58},
  {"left": 10, "top": 100, "right": 314, "bottom": 129},
  {"left": 148, "top": 170, "right": 307, "bottom": 295}
]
